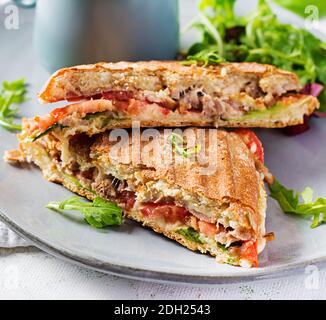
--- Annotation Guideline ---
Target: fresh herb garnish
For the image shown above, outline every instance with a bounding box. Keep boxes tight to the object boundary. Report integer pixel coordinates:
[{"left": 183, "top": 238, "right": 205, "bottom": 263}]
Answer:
[
  {"left": 176, "top": 227, "right": 204, "bottom": 244},
  {"left": 46, "top": 196, "right": 123, "bottom": 228},
  {"left": 63, "top": 173, "right": 97, "bottom": 195},
  {"left": 269, "top": 180, "right": 326, "bottom": 228},
  {"left": 0, "top": 78, "right": 27, "bottom": 131},
  {"left": 186, "top": 0, "right": 326, "bottom": 110},
  {"left": 169, "top": 133, "right": 201, "bottom": 158}
]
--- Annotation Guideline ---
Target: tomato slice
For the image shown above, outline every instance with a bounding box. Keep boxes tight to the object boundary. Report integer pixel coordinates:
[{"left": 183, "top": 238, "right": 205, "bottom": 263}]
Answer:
[
  {"left": 241, "top": 241, "right": 258, "bottom": 267},
  {"left": 198, "top": 220, "right": 218, "bottom": 238},
  {"left": 35, "top": 107, "right": 70, "bottom": 132},
  {"left": 141, "top": 203, "right": 190, "bottom": 224},
  {"left": 234, "top": 129, "right": 264, "bottom": 163},
  {"left": 102, "top": 90, "right": 133, "bottom": 101}
]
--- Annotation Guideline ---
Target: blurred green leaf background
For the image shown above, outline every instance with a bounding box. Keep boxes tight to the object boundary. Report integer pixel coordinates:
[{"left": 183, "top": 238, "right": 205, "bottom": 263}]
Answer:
[{"left": 273, "top": 0, "right": 326, "bottom": 18}]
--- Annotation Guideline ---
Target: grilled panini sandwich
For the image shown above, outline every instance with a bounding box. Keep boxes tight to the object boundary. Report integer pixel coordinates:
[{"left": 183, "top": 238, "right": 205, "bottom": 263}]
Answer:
[
  {"left": 6, "top": 120, "right": 272, "bottom": 267},
  {"left": 34, "top": 61, "right": 319, "bottom": 135}
]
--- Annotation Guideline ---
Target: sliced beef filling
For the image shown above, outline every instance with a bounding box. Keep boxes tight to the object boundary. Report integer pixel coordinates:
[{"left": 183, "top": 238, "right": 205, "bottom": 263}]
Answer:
[
  {"left": 81, "top": 80, "right": 289, "bottom": 119},
  {"left": 69, "top": 133, "right": 96, "bottom": 161},
  {"left": 90, "top": 174, "right": 136, "bottom": 210}
]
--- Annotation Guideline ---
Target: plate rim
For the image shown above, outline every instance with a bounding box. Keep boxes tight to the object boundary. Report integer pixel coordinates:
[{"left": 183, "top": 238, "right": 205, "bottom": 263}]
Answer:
[{"left": 1, "top": 207, "right": 325, "bottom": 284}]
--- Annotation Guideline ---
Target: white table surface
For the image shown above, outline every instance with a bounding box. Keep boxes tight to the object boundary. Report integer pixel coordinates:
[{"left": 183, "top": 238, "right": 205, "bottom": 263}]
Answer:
[{"left": 1, "top": 0, "right": 326, "bottom": 300}]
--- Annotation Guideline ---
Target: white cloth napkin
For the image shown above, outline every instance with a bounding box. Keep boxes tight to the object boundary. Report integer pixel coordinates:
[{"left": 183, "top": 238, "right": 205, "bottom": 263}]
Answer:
[{"left": 0, "top": 221, "right": 30, "bottom": 247}]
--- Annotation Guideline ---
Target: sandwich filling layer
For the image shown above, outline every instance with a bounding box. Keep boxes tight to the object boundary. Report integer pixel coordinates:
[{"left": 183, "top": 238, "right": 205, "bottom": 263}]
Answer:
[
  {"left": 27, "top": 93, "right": 318, "bottom": 142},
  {"left": 39, "top": 61, "right": 301, "bottom": 109},
  {"left": 33, "top": 61, "right": 319, "bottom": 135}
]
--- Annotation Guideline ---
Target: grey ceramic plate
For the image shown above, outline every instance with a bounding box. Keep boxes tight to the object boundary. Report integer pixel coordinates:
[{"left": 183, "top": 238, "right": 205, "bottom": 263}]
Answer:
[
  {"left": 1, "top": 2, "right": 326, "bottom": 284},
  {"left": 2, "top": 119, "right": 326, "bottom": 284}
]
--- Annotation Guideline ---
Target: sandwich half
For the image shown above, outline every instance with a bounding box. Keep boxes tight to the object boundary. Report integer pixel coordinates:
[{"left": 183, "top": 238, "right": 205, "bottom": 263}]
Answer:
[
  {"left": 35, "top": 61, "right": 319, "bottom": 132},
  {"left": 6, "top": 119, "right": 273, "bottom": 267}
]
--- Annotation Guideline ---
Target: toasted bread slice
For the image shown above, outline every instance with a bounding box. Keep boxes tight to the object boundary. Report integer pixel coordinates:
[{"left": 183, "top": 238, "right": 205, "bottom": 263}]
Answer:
[
  {"left": 39, "top": 61, "right": 300, "bottom": 103},
  {"left": 37, "top": 61, "right": 319, "bottom": 129}
]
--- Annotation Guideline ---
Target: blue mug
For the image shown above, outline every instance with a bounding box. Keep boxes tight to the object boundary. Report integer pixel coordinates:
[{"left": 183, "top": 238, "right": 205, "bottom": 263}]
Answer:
[{"left": 13, "top": 0, "right": 179, "bottom": 72}]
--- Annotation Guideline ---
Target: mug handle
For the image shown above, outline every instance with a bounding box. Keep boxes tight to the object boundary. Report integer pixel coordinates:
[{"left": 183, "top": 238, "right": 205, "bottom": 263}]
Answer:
[{"left": 12, "top": 0, "right": 36, "bottom": 8}]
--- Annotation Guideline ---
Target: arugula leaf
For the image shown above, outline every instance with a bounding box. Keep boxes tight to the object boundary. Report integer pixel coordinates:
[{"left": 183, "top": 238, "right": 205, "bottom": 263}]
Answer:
[
  {"left": 176, "top": 227, "right": 204, "bottom": 244},
  {"left": 169, "top": 133, "right": 201, "bottom": 158},
  {"left": 63, "top": 173, "right": 84, "bottom": 189},
  {"left": 217, "top": 242, "right": 228, "bottom": 252},
  {"left": 186, "top": 0, "right": 326, "bottom": 110},
  {"left": 0, "top": 78, "right": 27, "bottom": 131},
  {"left": 185, "top": 46, "right": 224, "bottom": 66},
  {"left": 46, "top": 196, "right": 123, "bottom": 228},
  {"left": 272, "top": 0, "right": 326, "bottom": 18},
  {"left": 269, "top": 180, "right": 326, "bottom": 228},
  {"left": 63, "top": 173, "right": 97, "bottom": 195}
]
